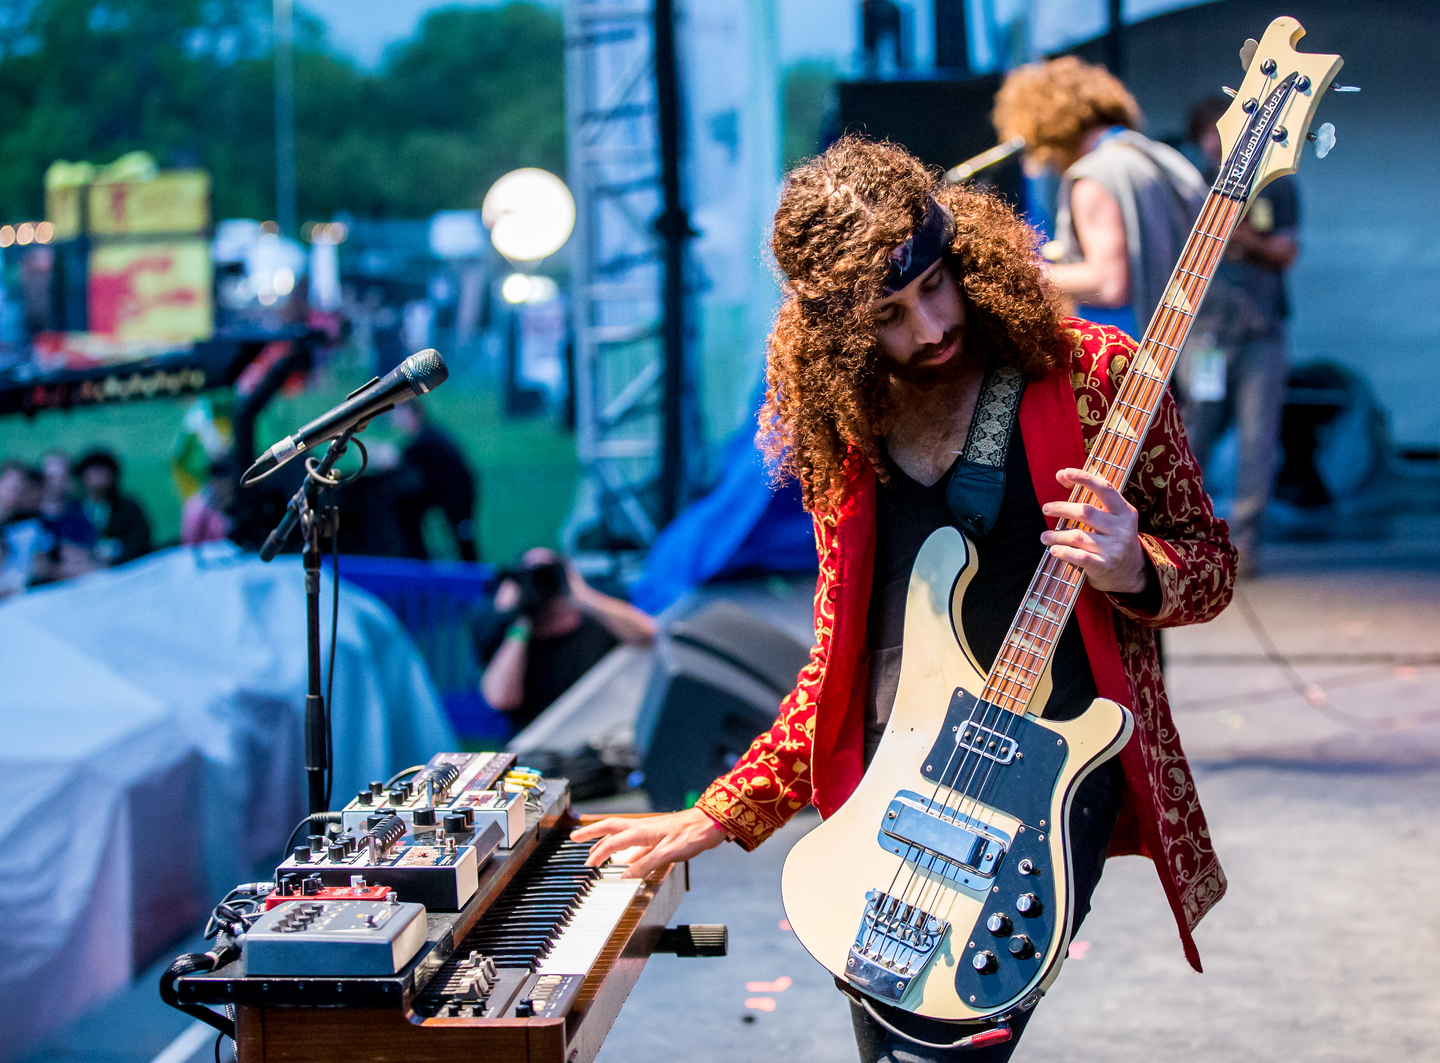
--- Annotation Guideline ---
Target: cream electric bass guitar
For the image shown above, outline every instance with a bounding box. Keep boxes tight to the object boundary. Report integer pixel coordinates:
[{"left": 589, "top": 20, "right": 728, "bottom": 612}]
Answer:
[{"left": 780, "top": 17, "right": 1343, "bottom": 1025}]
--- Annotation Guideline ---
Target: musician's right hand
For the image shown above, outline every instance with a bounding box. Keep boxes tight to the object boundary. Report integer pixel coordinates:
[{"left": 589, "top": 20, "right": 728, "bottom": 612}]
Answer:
[{"left": 570, "top": 807, "right": 727, "bottom": 879}]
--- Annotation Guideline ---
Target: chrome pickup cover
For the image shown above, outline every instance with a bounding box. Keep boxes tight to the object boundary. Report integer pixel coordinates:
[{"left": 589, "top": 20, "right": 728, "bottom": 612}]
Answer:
[
  {"left": 954, "top": 720, "right": 1017, "bottom": 764},
  {"left": 845, "top": 889, "right": 947, "bottom": 1003},
  {"left": 878, "top": 791, "right": 1009, "bottom": 891}
]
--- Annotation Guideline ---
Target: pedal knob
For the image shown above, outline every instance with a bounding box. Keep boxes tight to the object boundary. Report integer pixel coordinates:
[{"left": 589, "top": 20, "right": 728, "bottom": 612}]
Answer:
[
  {"left": 444, "top": 814, "right": 468, "bottom": 834},
  {"left": 1008, "top": 934, "right": 1035, "bottom": 959},
  {"left": 970, "top": 950, "right": 998, "bottom": 974},
  {"left": 1015, "top": 893, "right": 1043, "bottom": 917},
  {"left": 356, "top": 789, "right": 373, "bottom": 806},
  {"left": 986, "top": 913, "right": 1012, "bottom": 936},
  {"left": 413, "top": 807, "right": 435, "bottom": 827}
]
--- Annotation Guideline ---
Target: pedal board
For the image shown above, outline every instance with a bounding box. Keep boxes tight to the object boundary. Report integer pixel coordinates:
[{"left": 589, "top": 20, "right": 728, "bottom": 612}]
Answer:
[
  {"left": 244, "top": 899, "right": 428, "bottom": 976},
  {"left": 340, "top": 752, "right": 524, "bottom": 846},
  {"left": 276, "top": 816, "right": 503, "bottom": 910}
]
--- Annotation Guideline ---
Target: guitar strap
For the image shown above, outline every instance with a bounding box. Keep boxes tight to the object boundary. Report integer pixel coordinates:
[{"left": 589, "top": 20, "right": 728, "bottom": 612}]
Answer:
[{"left": 945, "top": 362, "right": 1025, "bottom": 539}]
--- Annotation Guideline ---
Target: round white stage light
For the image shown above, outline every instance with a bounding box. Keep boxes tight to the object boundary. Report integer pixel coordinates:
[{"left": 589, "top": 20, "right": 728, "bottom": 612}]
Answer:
[{"left": 483, "top": 168, "right": 575, "bottom": 262}]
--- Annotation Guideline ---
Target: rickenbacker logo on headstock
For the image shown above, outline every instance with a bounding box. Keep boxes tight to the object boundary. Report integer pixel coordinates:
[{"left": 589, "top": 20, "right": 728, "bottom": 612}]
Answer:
[{"left": 1222, "top": 72, "right": 1298, "bottom": 201}]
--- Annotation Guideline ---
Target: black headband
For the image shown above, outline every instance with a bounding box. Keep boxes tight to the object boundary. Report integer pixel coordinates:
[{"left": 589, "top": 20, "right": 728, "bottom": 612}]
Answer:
[{"left": 882, "top": 198, "right": 956, "bottom": 294}]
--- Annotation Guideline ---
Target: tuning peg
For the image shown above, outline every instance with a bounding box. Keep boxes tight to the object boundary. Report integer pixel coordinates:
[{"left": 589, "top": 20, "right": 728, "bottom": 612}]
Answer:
[
  {"left": 1239, "top": 38, "right": 1259, "bottom": 71},
  {"left": 1221, "top": 86, "right": 1238, "bottom": 98},
  {"left": 1331, "top": 85, "right": 1361, "bottom": 93},
  {"left": 1307, "top": 122, "right": 1336, "bottom": 158}
]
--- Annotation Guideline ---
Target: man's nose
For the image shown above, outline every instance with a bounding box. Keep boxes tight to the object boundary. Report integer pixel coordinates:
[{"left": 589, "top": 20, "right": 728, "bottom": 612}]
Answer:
[{"left": 911, "top": 302, "right": 946, "bottom": 348}]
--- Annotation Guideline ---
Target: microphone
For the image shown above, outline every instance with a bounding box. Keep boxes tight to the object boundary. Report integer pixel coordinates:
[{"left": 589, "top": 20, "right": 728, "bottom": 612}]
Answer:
[{"left": 244, "top": 349, "right": 449, "bottom": 484}]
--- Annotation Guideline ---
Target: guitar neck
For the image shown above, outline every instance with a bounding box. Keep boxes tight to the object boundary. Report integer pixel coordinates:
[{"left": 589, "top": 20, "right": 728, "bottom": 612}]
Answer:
[{"left": 980, "top": 189, "right": 1245, "bottom": 714}]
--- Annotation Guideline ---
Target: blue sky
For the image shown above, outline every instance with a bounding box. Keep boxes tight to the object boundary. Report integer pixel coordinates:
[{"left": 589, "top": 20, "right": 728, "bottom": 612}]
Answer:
[
  {"left": 302, "top": 0, "right": 857, "bottom": 70},
  {"left": 300, "top": 0, "right": 557, "bottom": 68}
]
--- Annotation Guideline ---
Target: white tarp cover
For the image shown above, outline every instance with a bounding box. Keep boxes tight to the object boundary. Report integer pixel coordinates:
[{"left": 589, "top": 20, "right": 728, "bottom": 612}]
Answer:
[{"left": 0, "top": 543, "right": 455, "bottom": 1060}]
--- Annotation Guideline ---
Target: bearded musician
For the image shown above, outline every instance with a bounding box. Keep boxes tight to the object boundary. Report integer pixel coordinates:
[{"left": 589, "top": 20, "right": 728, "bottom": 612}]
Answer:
[{"left": 575, "top": 137, "right": 1236, "bottom": 1060}]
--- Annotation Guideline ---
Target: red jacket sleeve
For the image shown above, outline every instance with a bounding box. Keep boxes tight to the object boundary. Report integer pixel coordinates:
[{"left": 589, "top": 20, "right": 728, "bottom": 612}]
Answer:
[
  {"left": 1070, "top": 324, "right": 1237, "bottom": 628},
  {"left": 692, "top": 510, "right": 840, "bottom": 850}
]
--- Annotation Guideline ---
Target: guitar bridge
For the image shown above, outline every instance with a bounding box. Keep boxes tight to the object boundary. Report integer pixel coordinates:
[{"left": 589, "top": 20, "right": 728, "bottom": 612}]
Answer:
[{"left": 844, "top": 890, "right": 947, "bottom": 1003}]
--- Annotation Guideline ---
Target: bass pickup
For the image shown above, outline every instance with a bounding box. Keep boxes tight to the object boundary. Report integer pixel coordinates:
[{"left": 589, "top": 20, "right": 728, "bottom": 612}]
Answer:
[{"left": 878, "top": 791, "right": 1008, "bottom": 890}]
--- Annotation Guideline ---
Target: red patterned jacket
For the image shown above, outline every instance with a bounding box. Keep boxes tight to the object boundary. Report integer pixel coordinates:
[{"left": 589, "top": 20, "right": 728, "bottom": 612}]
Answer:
[{"left": 695, "top": 320, "right": 1235, "bottom": 972}]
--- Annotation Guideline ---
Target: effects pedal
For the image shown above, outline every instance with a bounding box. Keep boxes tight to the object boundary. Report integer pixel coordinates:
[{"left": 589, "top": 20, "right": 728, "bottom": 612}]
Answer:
[
  {"left": 341, "top": 752, "right": 516, "bottom": 833},
  {"left": 443, "top": 788, "right": 526, "bottom": 848},
  {"left": 265, "top": 877, "right": 392, "bottom": 910},
  {"left": 243, "top": 899, "right": 428, "bottom": 976},
  {"left": 276, "top": 815, "right": 503, "bottom": 910}
]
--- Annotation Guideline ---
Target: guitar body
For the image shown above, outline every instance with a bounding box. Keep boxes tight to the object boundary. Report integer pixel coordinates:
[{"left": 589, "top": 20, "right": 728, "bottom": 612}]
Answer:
[{"left": 781, "top": 527, "right": 1133, "bottom": 1020}]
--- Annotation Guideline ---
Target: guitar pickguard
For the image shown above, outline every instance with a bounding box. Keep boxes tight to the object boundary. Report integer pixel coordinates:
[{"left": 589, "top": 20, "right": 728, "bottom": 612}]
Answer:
[{"left": 920, "top": 688, "right": 1069, "bottom": 830}]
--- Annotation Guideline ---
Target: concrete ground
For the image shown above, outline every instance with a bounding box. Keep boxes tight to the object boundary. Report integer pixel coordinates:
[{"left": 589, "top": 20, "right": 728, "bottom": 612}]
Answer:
[
  {"left": 19, "top": 550, "right": 1440, "bottom": 1063},
  {"left": 595, "top": 559, "right": 1440, "bottom": 1063}
]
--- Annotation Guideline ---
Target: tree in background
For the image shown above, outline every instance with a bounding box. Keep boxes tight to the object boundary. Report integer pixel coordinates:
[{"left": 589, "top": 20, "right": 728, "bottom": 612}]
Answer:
[
  {"left": 782, "top": 60, "right": 838, "bottom": 169},
  {"left": 0, "top": 0, "right": 565, "bottom": 223}
]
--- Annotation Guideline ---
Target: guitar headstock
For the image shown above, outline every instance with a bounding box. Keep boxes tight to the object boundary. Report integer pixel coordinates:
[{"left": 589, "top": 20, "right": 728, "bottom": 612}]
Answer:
[{"left": 1214, "top": 17, "right": 1343, "bottom": 202}]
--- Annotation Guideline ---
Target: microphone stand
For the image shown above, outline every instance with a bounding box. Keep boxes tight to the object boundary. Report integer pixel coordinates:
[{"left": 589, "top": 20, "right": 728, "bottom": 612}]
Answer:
[{"left": 257, "top": 426, "right": 361, "bottom": 819}]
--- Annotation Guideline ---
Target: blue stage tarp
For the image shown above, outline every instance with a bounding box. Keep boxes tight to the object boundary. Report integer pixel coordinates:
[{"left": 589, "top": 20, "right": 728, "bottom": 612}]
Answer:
[
  {"left": 630, "top": 402, "right": 817, "bottom": 615},
  {"left": 0, "top": 544, "right": 453, "bottom": 1060}
]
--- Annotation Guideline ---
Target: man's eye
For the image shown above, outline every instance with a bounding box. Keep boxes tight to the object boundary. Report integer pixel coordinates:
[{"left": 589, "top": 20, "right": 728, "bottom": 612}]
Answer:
[{"left": 922, "top": 271, "right": 942, "bottom": 290}]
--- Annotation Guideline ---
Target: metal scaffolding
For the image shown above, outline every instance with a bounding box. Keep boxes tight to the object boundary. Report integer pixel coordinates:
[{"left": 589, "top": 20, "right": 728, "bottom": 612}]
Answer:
[{"left": 563, "top": 0, "right": 689, "bottom": 552}]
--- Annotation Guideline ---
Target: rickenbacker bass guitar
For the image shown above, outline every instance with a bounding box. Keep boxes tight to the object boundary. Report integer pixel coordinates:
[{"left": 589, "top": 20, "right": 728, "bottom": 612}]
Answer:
[{"left": 780, "top": 17, "right": 1343, "bottom": 1024}]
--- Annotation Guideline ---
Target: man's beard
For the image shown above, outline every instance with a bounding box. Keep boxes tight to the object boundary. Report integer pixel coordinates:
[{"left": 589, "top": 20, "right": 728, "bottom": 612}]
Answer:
[{"left": 885, "top": 326, "right": 969, "bottom": 387}]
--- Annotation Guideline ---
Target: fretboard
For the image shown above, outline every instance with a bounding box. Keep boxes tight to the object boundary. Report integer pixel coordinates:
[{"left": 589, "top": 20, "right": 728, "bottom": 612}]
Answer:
[{"left": 981, "top": 189, "right": 1244, "bottom": 714}]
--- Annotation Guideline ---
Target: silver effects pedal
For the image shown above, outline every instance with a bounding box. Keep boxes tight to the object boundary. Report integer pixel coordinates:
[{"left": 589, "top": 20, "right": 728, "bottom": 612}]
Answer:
[
  {"left": 244, "top": 898, "right": 428, "bottom": 976},
  {"left": 276, "top": 813, "right": 502, "bottom": 910}
]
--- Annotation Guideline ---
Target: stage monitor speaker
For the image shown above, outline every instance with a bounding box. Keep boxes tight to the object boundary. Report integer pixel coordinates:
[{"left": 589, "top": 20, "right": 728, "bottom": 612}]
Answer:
[
  {"left": 636, "top": 600, "right": 812, "bottom": 812},
  {"left": 835, "top": 73, "right": 1022, "bottom": 206}
]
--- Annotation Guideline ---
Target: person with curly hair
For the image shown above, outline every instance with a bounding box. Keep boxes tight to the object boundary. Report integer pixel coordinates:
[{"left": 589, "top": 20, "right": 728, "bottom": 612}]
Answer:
[
  {"left": 575, "top": 137, "right": 1235, "bottom": 1060},
  {"left": 993, "top": 56, "right": 1207, "bottom": 338}
]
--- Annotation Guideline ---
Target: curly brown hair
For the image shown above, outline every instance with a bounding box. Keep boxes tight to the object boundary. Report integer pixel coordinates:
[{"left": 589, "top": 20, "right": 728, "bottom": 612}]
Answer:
[
  {"left": 991, "top": 56, "right": 1143, "bottom": 169},
  {"left": 760, "top": 135, "right": 1064, "bottom": 513}
]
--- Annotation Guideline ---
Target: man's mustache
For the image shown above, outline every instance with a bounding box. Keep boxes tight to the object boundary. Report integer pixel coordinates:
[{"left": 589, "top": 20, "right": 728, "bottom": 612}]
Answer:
[
  {"left": 888, "top": 326, "right": 964, "bottom": 382},
  {"left": 912, "top": 327, "right": 962, "bottom": 365}
]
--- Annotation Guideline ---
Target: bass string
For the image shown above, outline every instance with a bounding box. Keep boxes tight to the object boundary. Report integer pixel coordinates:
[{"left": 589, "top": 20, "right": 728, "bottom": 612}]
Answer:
[
  {"left": 861, "top": 189, "right": 1244, "bottom": 971},
  {"left": 862, "top": 693, "right": 992, "bottom": 959},
  {"left": 931, "top": 187, "right": 1238, "bottom": 857}
]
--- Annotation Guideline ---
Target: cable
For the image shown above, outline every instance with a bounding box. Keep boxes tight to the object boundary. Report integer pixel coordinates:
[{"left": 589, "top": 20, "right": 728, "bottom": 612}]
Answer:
[
  {"left": 385, "top": 765, "right": 425, "bottom": 788},
  {"left": 325, "top": 493, "right": 339, "bottom": 810},
  {"left": 1232, "top": 583, "right": 1440, "bottom": 733},
  {"left": 281, "top": 811, "right": 344, "bottom": 864},
  {"left": 159, "top": 943, "right": 240, "bottom": 1039}
]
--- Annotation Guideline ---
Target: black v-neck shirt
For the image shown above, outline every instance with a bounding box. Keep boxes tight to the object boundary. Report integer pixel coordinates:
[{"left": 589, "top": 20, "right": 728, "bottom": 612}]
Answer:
[{"left": 864, "top": 428, "right": 1099, "bottom": 764}]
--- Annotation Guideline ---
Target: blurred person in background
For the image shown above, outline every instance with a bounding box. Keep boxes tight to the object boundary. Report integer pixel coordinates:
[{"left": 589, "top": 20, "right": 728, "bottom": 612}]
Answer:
[
  {"left": 993, "top": 56, "right": 1206, "bottom": 338},
  {"left": 0, "top": 460, "right": 45, "bottom": 595},
  {"left": 390, "top": 401, "right": 480, "bottom": 562},
  {"left": 37, "top": 451, "right": 96, "bottom": 581},
  {"left": 75, "top": 450, "right": 153, "bottom": 565},
  {"left": 1, "top": 458, "right": 92, "bottom": 589},
  {"left": 181, "top": 456, "right": 236, "bottom": 546},
  {"left": 479, "top": 549, "right": 656, "bottom": 733},
  {"left": 40, "top": 450, "right": 96, "bottom": 552},
  {"left": 1177, "top": 96, "right": 1300, "bottom": 576}
]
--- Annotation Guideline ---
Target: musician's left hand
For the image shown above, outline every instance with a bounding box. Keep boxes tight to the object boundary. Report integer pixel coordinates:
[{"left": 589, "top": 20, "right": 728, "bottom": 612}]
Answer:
[
  {"left": 1040, "top": 468, "right": 1151, "bottom": 595},
  {"left": 570, "top": 807, "right": 726, "bottom": 879}
]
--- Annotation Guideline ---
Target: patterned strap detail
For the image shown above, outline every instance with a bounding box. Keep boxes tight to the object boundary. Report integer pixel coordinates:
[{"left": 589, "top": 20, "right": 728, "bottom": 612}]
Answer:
[{"left": 959, "top": 363, "right": 1025, "bottom": 466}]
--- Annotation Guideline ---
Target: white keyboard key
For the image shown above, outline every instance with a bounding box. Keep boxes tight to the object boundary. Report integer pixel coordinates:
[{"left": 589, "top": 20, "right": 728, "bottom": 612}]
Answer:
[{"left": 534, "top": 879, "right": 643, "bottom": 977}]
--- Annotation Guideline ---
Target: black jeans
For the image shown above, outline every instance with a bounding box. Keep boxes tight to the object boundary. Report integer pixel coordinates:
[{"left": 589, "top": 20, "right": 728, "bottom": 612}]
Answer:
[{"left": 847, "top": 758, "right": 1126, "bottom": 1063}]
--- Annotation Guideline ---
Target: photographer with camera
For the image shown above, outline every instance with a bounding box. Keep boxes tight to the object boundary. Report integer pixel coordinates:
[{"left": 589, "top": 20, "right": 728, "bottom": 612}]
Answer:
[{"left": 479, "top": 548, "right": 657, "bottom": 733}]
